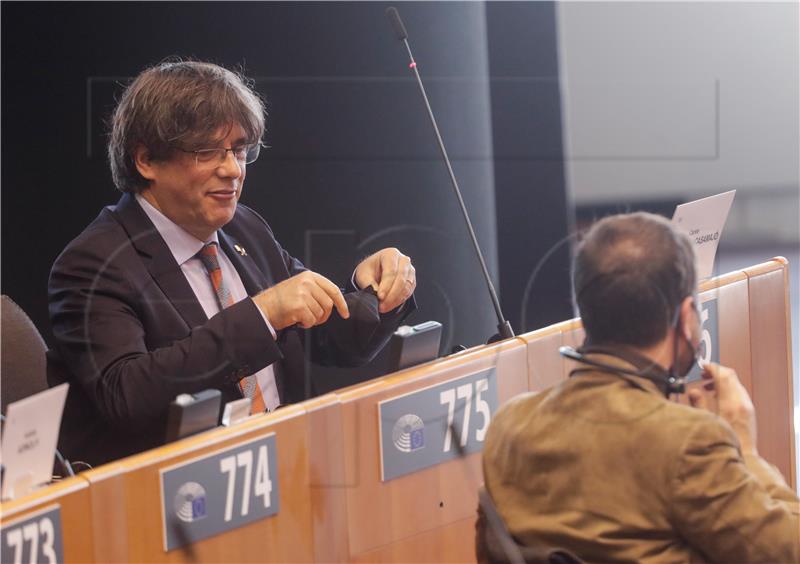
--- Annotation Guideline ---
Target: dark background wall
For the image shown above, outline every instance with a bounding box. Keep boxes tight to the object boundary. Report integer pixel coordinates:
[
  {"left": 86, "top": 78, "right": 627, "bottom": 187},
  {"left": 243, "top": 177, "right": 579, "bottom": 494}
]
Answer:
[
  {"left": 486, "top": 2, "right": 573, "bottom": 331},
  {"left": 1, "top": 1, "right": 572, "bottom": 388}
]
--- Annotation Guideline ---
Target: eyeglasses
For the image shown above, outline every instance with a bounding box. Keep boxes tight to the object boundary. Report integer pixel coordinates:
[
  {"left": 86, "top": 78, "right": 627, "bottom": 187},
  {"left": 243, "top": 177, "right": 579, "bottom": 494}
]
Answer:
[{"left": 178, "top": 142, "right": 264, "bottom": 169}]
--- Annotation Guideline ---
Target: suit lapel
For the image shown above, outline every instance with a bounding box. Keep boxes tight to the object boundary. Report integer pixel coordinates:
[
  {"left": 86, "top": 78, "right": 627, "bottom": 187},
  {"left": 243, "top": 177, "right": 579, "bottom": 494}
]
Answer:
[
  {"left": 112, "top": 193, "right": 208, "bottom": 329},
  {"left": 219, "top": 229, "right": 273, "bottom": 296}
]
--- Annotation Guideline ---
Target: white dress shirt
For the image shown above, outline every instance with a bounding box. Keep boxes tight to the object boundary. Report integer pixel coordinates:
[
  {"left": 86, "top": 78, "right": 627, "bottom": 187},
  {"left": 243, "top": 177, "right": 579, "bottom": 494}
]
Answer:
[{"left": 136, "top": 195, "right": 280, "bottom": 411}]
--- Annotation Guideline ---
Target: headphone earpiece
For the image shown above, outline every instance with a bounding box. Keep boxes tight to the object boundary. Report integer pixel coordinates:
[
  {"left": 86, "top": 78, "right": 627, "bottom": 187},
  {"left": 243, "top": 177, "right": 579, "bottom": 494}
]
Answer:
[{"left": 560, "top": 346, "right": 685, "bottom": 397}]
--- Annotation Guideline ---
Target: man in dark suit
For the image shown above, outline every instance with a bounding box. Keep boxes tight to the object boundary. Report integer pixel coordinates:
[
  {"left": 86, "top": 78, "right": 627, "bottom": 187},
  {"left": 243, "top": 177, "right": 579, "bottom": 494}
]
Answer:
[{"left": 48, "top": 60, "right": 416, "bottom": 467}]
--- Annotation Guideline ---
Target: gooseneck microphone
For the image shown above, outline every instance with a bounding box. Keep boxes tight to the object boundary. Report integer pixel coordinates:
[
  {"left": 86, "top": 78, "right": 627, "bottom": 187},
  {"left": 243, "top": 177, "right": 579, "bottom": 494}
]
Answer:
[{"left": 385, "top": 7, "right": 514, "bottom": 343}]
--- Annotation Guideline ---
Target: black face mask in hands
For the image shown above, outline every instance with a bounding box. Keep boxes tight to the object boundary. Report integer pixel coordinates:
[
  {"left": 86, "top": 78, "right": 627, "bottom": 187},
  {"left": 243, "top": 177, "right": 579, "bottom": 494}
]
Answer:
[{"left": 314, "top": 286, "right": 382, "bottom": 362}]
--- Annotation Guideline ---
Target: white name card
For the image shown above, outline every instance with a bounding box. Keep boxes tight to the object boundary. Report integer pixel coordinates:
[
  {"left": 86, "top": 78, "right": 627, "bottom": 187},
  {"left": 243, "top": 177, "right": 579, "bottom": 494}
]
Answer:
[
  {"left": 1, "top": 384, "right": 69, "bottom": 500},
  {"left": 672, "top": 190, "right": 736, "bottom": 280}
]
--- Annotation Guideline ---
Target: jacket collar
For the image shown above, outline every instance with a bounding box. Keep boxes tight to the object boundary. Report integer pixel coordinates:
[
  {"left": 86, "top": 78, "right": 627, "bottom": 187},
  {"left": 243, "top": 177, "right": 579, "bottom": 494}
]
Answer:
[
  {"left": 570, "top": 346, "right": 669, "bottom": 397},
  {"left": 112, "top": 193, "right": 272, "bottom": 327},
  {"left": 111, "top": 193, "right": 207, "bottom": 329},
  {"left": 134, "top": 193, "right": 210, "bottom": 267},
  {"left": 218, "top": 229, "right": 271, "bottom": 295}
]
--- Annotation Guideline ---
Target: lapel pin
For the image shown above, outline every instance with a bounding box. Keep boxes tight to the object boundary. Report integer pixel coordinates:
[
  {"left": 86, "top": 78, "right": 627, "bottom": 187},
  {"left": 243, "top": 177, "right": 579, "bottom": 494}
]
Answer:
[{"left": 234, "top": 244, "right": 248, "bottom": 256}]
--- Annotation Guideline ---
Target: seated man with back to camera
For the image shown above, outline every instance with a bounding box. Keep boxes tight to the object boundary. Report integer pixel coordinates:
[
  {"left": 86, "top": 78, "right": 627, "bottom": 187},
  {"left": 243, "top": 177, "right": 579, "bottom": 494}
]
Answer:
[
  {"left": 478, "top": 212, "right": 798, "bottom": 563},
  {"left": 48, "top": 60, "right": 416, "bottom": 468}
]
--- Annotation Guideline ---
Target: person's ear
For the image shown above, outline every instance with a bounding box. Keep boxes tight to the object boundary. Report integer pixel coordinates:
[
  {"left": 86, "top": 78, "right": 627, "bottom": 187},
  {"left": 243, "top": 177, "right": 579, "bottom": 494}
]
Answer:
[
  {"left": 133, "top": 145, "right": 157, "bottom": 181},
  {"left": 679, "top": 296, "right": 697, "bottom": 342}
]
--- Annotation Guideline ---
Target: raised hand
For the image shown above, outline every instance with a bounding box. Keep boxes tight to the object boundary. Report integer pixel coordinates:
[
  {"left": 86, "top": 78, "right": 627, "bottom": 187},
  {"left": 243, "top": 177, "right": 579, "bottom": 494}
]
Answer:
[
  {"left": 688, "top": 362, "right": 758, "bottom": 454},
  {"left": 354, "top": 248, "right": 416, "bottom": 313},
  {"left": 254, "top": 271, "right": 349, "bottom": 330}
]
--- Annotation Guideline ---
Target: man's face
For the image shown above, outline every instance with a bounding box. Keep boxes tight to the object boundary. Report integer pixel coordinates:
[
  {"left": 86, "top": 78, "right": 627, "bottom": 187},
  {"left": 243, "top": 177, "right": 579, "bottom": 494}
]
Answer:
[{"left": 138, "top": 124, "right": 248, "bottom": 241}]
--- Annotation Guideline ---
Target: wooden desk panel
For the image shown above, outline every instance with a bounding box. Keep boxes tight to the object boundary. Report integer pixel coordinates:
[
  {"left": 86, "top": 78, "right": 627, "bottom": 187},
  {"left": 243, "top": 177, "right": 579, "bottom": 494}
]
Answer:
[
  {"left": 746, "top": 260, "right": 796, "bottom": 487},
  {"left": 522, "top": 326, "right": 564, "bottom": 392},
  {"left": 711, "top": 278, "right": 753, "bottom": 394},
  {"left": 117, "top": 406, "right": 316, "bottom": 562},
  {"left": 304, "top": 393, "right": 350, "bottom": 562},
  {"left": 0, "top": 477, "right": 94, "bottom": 562},
  {"left": 338, "top": 339, "right": 528, "bottom": 559},
  {"left": 80, "top": 463, "right": 128, "bottom": 562},
  {"left": 350, "top": 515, "right": 476, "bottom": 563}
]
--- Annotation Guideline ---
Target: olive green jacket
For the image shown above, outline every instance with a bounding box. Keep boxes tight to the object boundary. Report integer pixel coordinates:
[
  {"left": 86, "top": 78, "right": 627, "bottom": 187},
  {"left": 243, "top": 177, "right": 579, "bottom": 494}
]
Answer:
[{"left": 481, "top": 355, "right": 799, "bottom": 563}]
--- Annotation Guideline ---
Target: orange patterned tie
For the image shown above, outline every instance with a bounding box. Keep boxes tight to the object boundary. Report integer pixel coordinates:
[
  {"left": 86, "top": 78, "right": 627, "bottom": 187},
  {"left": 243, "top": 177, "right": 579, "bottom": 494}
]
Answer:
[{"left": 198, "top": 242, "right": 266, "bottom": 413}]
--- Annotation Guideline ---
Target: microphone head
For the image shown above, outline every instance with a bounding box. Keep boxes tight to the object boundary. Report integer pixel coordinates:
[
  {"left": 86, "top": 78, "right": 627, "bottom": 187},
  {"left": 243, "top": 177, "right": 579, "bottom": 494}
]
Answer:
[{"left": 386, "top": 7, "right": 408, "bottom": 40}]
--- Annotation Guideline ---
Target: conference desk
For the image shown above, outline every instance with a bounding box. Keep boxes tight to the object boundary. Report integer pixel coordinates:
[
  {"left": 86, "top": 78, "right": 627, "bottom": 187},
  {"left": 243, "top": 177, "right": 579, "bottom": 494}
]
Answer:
[
  {"left": 336, "top": 337, "right": 527, "bottom": 562},
  {"left": 0, "top": 258, "right": 795, "bottom": 562},
  {"left": 0, "top": 476, "right": 94, "bottom": 562}
]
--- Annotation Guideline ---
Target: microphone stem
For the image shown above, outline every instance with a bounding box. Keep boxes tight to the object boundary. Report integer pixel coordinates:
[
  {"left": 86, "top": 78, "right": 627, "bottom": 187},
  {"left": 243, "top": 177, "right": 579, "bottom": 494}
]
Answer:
[{"left": 402, "top": 39, "right": 513, "bottom": 339}]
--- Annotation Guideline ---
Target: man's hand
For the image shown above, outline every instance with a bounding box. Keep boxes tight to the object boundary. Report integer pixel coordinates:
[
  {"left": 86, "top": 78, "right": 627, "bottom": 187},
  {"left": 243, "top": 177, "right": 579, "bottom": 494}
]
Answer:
[
  {"left": 253, "top": 271, "right": 349, "bottom": 330},
  {"left": 688, "top": 362, "right": 758, "bottom": 455},
  {"left": 354, "top": 248, "right": 416, "bottom": 313}
]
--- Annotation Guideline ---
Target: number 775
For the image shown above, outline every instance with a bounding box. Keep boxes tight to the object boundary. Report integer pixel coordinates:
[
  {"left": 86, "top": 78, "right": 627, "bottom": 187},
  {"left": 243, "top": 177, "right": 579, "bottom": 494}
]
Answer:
[{"left": 439, "top": 378, "right": 491, "bottom": 453}]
